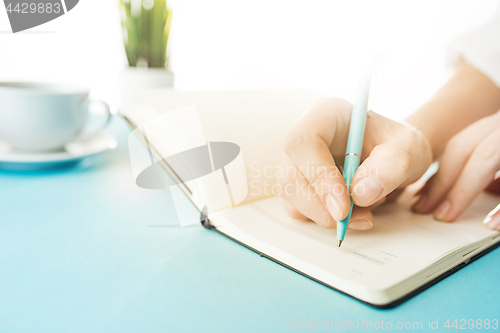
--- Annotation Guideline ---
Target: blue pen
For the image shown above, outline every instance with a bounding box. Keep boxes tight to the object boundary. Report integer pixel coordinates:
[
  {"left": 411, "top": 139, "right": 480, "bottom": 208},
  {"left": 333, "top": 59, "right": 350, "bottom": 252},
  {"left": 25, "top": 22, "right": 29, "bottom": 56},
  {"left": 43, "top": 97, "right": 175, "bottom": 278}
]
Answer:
[{"left": 337, "top": 68, "right": 372, "bottom": 247}]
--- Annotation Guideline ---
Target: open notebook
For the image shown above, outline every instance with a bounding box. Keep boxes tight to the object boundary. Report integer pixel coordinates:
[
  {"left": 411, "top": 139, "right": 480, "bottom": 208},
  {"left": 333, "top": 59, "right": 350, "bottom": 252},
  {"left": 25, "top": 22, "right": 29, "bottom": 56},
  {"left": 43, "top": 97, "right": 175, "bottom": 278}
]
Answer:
[{"left": 120, "top": 89, "right": 500, "bottom": 308}]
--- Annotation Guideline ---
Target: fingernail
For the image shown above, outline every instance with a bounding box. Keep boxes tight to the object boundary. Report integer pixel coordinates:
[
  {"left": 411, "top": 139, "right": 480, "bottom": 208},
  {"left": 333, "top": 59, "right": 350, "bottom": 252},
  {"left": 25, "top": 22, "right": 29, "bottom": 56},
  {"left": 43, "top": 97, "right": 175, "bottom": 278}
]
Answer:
[
  {"left": 326, "top": 194, "right": 343, "bottom": 221},
  {"left": 434, "top": 200, "right": 451, "bottom": 221},
  {"left": 412, "top": 194, "right": 428, "bottom": 213},
  {"left": 353, "top": 177, "right": 384, "bottom": 205},
  {"left": 349, "top": 219, "right": 373, "bottom": 230},
  {"left": 484, "top": 205, "right": 500, "bottom": 230}
]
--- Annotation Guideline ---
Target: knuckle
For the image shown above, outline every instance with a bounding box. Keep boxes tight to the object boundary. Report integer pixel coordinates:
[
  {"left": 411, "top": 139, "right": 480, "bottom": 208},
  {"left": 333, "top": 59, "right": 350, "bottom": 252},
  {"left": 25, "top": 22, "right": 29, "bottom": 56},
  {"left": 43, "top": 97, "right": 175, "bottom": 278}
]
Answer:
[
  {"left": 373, "top": 144, "right": 412, "bottom": 176},
  {"left": 389, "top": 147, "right": 412, "bottom": 178},
  {"left": 396, "top": 128, "right": 432, "bottom": 169},
  {"left": 283, "top": 133, "right": 333, "bottom": 191},
  {"left": 307, "top": 164, "right": 328, "bottom": 190},
  {"left": 394, "top": 148, "right": 412, "bottom": 175},
  {"left": 314, "top": 211, "right": 336, "bottom": 229},
  {"left": 283, "top": 130, "right": 303, "bottom": 155},
  {"left": 474, "top": 141, "right": 499, "bottom": 164},
  {"left": 283, "top": 131, "right": 316, "bottom": 159},
  {"left": 404, "top": 128, "right": 432, "bottom": 168}
]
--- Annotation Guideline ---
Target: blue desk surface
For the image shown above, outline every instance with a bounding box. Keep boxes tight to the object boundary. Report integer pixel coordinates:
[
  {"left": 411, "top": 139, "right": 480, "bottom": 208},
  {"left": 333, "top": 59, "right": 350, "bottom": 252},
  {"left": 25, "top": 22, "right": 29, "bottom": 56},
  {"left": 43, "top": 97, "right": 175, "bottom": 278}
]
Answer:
[{"left": 0, "top": 117, "right": 499, "bottom": 333}]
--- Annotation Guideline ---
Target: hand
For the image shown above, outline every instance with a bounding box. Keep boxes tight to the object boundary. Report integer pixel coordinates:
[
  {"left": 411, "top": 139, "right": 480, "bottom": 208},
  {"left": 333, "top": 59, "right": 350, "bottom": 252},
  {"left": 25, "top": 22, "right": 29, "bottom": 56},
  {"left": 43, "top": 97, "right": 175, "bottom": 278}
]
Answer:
[
  {"left": 412, "top": 110, "right": 500, "bottom": 230},
  {"left": 278, "top": 98, "right": 433, "bottom": 229}
]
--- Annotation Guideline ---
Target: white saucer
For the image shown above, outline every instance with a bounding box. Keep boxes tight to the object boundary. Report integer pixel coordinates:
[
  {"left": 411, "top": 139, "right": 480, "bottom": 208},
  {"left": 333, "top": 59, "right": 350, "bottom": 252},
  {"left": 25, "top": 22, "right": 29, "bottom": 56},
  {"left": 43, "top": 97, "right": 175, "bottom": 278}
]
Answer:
[{"left": 0, "top": 133, "right": 117, "bottom": 171}]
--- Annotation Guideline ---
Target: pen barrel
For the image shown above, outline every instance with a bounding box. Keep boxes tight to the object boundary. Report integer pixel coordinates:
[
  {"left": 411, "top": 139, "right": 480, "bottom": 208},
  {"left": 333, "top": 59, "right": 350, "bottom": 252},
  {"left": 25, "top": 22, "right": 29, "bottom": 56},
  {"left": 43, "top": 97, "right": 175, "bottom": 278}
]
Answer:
[
  {"left": 337, "top": 154, "right": 360, "bottom": 242},
  {"left": 337, "top": 67, "right": 371, "bottom": 243},
  {"left": 345, "top": 69, "right": 371, "bottom": 157},
  {"left": 343, "top": 155, "right": 360, "bottom": 192}
]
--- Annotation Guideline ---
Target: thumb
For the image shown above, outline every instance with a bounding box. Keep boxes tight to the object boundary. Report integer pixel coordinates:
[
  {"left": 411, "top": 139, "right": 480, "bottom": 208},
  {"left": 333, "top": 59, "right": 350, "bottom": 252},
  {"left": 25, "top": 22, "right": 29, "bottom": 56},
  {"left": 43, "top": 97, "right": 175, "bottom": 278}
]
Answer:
[{"left": 350, "top": 139, "right": 429, "bottom": 207}]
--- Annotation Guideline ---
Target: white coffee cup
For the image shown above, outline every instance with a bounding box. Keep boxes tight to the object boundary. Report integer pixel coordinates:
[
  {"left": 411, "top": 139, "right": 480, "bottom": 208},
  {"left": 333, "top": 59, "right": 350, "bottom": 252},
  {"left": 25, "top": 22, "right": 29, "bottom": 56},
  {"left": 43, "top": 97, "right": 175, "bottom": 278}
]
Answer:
[{"left": 0, "top": 82, "right": 111, "bottom": 152}]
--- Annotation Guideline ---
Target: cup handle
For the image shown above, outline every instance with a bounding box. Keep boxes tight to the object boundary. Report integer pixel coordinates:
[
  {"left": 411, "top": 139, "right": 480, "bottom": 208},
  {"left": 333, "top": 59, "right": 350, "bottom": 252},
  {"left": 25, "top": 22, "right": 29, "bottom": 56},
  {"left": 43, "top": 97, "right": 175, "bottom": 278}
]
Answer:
[{"left": 73, "top": 100, "right": 112, "bottom": 142}]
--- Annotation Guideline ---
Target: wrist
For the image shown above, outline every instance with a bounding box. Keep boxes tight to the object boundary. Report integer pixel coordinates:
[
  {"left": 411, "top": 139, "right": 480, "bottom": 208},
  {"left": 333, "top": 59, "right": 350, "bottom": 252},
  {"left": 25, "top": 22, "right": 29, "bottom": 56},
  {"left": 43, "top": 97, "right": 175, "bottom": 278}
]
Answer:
[{"left": 403, "top": 114, "right": 438, "bottom": 160}]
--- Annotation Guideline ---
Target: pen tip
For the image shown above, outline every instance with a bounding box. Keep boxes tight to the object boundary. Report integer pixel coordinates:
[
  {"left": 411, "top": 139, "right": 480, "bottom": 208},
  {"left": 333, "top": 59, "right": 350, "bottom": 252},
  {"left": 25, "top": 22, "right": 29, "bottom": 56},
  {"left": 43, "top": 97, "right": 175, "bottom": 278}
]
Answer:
[{"left": 337, "top": 240, "right": 342, "bottom": 247}]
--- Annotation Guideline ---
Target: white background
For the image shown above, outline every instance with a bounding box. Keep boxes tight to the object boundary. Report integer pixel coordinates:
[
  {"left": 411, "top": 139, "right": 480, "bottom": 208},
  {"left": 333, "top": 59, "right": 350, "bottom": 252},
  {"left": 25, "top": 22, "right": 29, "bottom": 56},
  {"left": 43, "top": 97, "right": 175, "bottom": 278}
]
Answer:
[{"left": 0, "top": 0, "right": 498, "bottom": 119}]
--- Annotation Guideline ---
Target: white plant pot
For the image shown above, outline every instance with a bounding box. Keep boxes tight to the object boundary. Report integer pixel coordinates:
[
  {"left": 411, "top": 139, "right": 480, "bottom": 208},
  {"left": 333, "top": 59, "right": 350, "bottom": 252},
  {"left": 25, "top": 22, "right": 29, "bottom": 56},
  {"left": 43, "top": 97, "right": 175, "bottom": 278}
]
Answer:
[{"left": 120, "top": 67, "right": 174, "bottom": 103}]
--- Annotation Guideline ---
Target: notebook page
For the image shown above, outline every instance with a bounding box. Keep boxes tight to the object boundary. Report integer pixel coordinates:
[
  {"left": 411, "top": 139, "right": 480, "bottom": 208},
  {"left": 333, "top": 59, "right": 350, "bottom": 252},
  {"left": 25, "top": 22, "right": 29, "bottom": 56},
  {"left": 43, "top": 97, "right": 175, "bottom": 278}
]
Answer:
[{"left": 209, "top": 191, "right": 499, "bottom": 301}]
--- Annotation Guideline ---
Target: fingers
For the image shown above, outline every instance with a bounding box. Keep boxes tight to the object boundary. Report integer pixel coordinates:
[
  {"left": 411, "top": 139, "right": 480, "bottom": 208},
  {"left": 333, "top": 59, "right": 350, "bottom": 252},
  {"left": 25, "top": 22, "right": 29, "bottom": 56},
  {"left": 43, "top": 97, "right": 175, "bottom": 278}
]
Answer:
[
  {"left": 350, "top": 126, "right": 432, "bottom": 207},
  {"left": 283, "top": 98, "right": 352, "bottom": 221},
  {"left": 279, "top": 156, "right": 337, "bottom": 228},
  {"left": 413, "top": 112, "right": 500, "bottom": 214},
  {"left": 484, "top": 203, "right": 500, "bottom": 231},
  {"left": 280, "top": 156, "right": 374, "bottom": 229},
  {"left": 485, "top": 177, "right": 500, "bottom": 195},
  {"left": 348, "top": 207, "right": 374, "bottom": 230},
  {"left": 281, "top": 99, "right": 433, "bottom": 227},
  {"left": 366, "top": 197, "right": 387, "bottom": 211},
  {"left": 283, "top": 201, "right": 373, "bottom": 230},
  {"left": 386, "top": 188, "right": 404, "bottom": 202},
  {"left": 431, "top": 128, "right": 500, "bottom": 222}
]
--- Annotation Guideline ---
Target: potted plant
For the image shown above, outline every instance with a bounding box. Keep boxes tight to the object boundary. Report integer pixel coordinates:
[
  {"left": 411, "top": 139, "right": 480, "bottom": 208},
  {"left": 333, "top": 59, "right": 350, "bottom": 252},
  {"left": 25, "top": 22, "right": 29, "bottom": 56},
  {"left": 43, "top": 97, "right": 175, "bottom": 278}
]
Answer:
[{"left": 119, "top": 0, "right": 173, "bottom": 101}]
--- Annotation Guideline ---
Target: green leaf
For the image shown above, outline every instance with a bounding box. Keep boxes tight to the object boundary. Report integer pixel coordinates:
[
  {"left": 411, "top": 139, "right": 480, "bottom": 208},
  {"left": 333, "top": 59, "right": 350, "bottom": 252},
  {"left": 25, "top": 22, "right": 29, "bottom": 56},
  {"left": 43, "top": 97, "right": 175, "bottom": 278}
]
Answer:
[{"left": 120, "top": 0, "right": 171, "bottom": 68}]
